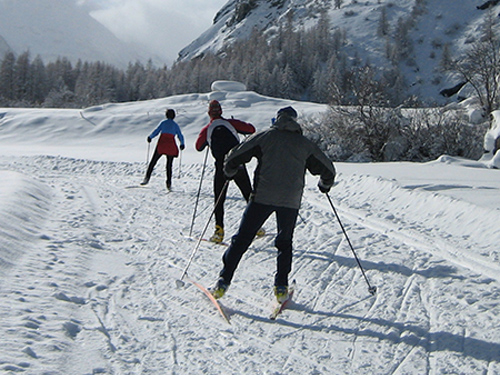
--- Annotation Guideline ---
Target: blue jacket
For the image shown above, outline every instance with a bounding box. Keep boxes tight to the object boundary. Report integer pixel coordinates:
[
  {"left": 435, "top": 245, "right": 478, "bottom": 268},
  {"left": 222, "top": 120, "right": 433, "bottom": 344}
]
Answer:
[{"left": 149, "top": 119, "right": 185, "bottom": 147}]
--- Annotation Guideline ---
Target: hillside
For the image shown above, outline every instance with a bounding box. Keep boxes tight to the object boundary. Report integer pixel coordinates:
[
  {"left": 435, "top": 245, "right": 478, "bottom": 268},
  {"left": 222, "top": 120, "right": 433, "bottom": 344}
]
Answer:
[{"left": 179, "top": 0, "right": 500, "bottom": 103}]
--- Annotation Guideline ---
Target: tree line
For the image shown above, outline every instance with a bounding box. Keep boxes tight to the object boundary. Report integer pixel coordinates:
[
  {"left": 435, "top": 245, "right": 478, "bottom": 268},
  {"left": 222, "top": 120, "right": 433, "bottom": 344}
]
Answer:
[
  {"left": 1, "top": 2, "right": 497, "bottom": 112},
  {"left": 1, "top": 3, "right": 498, "bottom": 163},
  {"left": 0, "top": 9, "right": 413, "bottom": 109}
]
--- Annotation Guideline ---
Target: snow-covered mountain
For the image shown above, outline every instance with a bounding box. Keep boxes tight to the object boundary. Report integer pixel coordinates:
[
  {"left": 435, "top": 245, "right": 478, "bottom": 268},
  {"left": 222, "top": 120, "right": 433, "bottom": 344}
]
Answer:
[
  {"left": 0, "top": 0, "right": 161, "bottom": 68},
  {"left": 179, "top": 0, "right": 500, "bottom": 101}
]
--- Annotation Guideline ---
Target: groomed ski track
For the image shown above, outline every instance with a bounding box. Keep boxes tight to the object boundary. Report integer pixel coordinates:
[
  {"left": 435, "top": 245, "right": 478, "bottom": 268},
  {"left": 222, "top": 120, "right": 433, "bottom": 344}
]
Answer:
[{"left": 0, "top": 155, "right": 499, "bottom": 374}]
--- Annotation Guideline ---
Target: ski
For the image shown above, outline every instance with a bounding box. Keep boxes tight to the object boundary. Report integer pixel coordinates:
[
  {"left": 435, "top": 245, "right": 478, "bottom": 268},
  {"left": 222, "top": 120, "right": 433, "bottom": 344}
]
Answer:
[
  {"left": 189, "top": 279, "right": 231, "bottom": 324},
  {"left": 184, "top": 236, "right": 229, "bottom": 246},
  {"left": 270, "top": 281, "right": 296, "bottom": 320},
  {"left": 200, "top": 238, "right": 229, "bottom": 246}
]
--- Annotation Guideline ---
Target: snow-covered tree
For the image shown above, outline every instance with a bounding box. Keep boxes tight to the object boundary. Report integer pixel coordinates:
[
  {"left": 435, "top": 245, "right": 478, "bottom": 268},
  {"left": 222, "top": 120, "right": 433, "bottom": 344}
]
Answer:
[{"left": 449, "top": 10, "right": 500, "bottom": 114}]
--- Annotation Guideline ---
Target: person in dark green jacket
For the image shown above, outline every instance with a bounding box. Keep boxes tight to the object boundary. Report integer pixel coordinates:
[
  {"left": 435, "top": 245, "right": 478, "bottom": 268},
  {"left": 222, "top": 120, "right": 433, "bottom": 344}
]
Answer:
[{"left": 211, "top": 106, "right": 336, "bottom": 302}]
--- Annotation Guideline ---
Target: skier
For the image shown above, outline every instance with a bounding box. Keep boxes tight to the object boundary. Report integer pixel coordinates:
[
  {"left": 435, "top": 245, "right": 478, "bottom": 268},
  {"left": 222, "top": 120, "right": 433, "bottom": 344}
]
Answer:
[
  {"left": 141, "top": 109, "right": 185, "bottom": 190},
  {"left": 210, "top": 106, "right": 336, "bottom": 303},
  {"left": 195, "top": 100, "right": 258, "bottom": 243}
]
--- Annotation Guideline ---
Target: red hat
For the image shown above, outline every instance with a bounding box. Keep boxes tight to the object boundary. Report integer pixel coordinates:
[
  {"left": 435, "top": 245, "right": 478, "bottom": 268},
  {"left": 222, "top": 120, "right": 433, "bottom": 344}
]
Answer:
[{"left": 208, "top": 100, "right": 222, "bottom": 118}]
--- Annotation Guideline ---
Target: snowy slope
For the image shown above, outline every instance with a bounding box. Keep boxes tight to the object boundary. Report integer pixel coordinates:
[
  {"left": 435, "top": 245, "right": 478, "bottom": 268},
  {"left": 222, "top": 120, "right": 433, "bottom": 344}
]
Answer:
[
  {"left": 0, "top": 0, "right": 158, "bottom": 68},
  {"left": 0, "top": 83, "right": 500, "bottom": 373},
  {"left": 179, "top": 0, "right": 500, "bottom": 102}
]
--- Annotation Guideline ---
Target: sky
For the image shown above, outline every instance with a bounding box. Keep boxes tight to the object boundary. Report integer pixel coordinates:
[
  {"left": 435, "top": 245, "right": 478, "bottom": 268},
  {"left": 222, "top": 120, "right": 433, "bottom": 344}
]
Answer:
[{"left": 78, "top": 0, "right": 228, "bottom": 64}]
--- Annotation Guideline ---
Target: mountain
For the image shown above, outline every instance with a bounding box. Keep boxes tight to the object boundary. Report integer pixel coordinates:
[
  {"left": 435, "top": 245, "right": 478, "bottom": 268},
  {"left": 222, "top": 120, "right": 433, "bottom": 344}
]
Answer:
[
  {"left": 0, "top": 0, "right": 160, "bottom": 68},
  {"left": 0, "top": 34, "right": 11, "bottom": 56},
  {"left": 178, "top": 0, "right": 500, "bottom": 103}
]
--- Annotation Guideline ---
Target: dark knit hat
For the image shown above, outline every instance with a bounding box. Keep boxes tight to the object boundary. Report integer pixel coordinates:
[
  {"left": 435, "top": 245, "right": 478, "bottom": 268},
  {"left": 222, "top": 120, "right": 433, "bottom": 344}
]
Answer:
[
  {"left": 166, "top": 109, "right": 175, "bottom": 119},
  {"left": 208, "top": 100, "right": 222, "bottom": 118},
  {"left": 277, "top": 106, "right": 298, "bottom": 120}
]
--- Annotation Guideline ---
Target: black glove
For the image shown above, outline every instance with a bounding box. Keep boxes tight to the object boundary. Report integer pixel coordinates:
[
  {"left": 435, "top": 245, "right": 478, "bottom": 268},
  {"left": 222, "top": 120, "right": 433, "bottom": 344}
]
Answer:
[
  {"left": 318, "top": 179, "right": 331, "bottom": 194},
  {"left": 147, "top": 137, "right": 152, "bottom": 143},
  {"left": 180, "top": 144, "right": 185, "bottom": 151},
  {"left": 224, "top": 168, "right": 238, "bottom": 180}
]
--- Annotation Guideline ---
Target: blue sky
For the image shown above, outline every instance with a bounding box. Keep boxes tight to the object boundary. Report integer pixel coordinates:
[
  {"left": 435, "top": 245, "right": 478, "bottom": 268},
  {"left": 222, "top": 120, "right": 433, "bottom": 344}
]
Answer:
[{"left": 78, "top": 0, "right": 228, "bottom": 64}]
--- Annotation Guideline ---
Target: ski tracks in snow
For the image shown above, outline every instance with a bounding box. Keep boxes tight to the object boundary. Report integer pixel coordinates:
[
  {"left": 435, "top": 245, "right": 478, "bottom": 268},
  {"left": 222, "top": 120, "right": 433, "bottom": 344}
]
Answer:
[
  {"left": 1, "top": 156, "right": 500, "bottom": 374},
  {"left": 300, "top": 173, "right": 500, "bottom": 374}
]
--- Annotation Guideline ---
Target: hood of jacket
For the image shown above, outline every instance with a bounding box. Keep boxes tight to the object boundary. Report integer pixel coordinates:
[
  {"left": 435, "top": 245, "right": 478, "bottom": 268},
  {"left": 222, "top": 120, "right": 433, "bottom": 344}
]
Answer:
[{"left": 271, "top": 116, "right": 303, "bottom": 135}]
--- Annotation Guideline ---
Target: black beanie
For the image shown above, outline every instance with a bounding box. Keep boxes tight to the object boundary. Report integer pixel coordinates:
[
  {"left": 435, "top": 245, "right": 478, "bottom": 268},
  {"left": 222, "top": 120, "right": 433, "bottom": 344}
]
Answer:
[{"left": 277, "top": 106, "right": 297, "bottom": 119}]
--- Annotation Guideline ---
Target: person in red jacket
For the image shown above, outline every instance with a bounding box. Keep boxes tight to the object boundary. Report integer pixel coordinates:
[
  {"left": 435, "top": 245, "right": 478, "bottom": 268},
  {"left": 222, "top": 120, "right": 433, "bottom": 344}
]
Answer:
[
  {"left": 141, "top": 109, "right": 185, "bottom": 190},
  {"left": 195, "top": 100, "right": 256, "bottom": 243}
]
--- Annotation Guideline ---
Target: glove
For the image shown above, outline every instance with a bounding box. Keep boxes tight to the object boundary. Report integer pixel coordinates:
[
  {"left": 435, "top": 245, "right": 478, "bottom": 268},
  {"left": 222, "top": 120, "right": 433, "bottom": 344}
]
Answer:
[
  {"left": 225, "top": 171, "right": 237, "bottom": 180},
  {"left": 224, "top": 167, "right": 238, "bottom": 180},
  {"left": 147, "top": 137, "right": 152, "bottom": 143},
  {"left": 180, "top": 144, "right": 185, "bottom": 151},
  {"left": 318, "top": 179, "right": 332, "bottom": 194}
]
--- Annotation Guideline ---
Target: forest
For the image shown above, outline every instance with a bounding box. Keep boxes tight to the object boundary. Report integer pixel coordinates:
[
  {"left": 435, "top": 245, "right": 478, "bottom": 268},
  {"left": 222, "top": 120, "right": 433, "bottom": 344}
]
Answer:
[
  {"left": 1, "top": 7, "right": 498, "bottom": 163},
  {"left": 0, "top": 11, "right": 415, "bottom": 109}
]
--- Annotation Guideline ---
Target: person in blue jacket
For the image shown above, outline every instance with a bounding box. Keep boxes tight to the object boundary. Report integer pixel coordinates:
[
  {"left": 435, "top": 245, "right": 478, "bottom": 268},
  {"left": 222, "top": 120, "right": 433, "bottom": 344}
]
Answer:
[{"left": 141, "top": 109, "right": 185, "bottom": 189}]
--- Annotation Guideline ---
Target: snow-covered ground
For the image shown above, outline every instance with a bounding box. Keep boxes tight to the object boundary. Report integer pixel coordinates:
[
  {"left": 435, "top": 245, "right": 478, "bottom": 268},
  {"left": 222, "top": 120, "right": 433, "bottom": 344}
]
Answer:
[{"left": 1, "top": 83, "right": 500, "bottom": 374}]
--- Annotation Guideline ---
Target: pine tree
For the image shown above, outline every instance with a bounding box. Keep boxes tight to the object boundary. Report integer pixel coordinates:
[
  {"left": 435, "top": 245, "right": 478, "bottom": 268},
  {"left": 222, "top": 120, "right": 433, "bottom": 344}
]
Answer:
[
  {"left": 0, "top": 51, "right": 16, "bottom": 101},
  {"left": 14, "top": 51, "right": 32, "bottom": 102},
  {"left": 378, "top": 6, "right": 389, "bottom": 37}
]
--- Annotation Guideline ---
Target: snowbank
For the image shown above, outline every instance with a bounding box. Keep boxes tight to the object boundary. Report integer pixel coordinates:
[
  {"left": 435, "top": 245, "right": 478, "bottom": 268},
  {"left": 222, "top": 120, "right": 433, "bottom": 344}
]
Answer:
[
  {"left": 483, "top": 110, "right": 500, "bottom": 168},
  {"left": 211, "top": 80, "right": 247, "bottom": 92},
  {"left": 0, "top": 170, "right": 52, "bottom": 267}
]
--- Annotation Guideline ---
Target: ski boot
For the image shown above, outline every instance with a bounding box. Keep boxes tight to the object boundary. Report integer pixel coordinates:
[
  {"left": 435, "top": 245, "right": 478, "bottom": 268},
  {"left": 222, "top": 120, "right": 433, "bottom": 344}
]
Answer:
[
  {"left": 209, "top": 225, "right": 224, "bottom": 244},
  {"left": 210, "top": 278, "right": 229, "bottom": 299},
  {"left": 274, "top": 285, "right": 289, "bottom": 303},
  {"left": 140, "top": 176, "right": 150, "bottom": 186},
  {"left": 166, "top": 180, "right": 171, "bottom": 190}
]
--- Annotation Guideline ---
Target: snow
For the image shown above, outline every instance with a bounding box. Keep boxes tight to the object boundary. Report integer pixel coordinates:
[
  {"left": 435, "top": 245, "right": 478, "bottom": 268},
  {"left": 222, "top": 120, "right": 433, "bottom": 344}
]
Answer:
[
  {"left": 211, "top": 80, "right": 247, "bottom": 92},
  {"left": 483, "top": 110, "right": 500, "bottom": 169},
  {"left": 178, "top": 0, "right": 500, "bottom": 105},
  {"left": 1, "top": 82, "right": 500, "bottom": 374}
]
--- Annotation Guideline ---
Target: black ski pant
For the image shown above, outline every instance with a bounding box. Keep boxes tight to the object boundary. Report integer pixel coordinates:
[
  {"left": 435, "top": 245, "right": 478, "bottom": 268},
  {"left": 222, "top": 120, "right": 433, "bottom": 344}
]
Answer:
[
  {"left": 145, "top": 149, "right": 175, "bottom": 185},
  {"left": 219, "top": 201, "right": 298, "bottom": 287},
  {"left": 213, "top": 158, "right": 252, "bottom": 228}
]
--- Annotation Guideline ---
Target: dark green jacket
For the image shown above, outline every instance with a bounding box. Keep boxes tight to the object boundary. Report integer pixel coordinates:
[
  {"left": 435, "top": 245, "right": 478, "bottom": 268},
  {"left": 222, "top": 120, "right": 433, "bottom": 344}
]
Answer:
[{"left": 224, "top": 116, "right": 335, "bottom": 209}]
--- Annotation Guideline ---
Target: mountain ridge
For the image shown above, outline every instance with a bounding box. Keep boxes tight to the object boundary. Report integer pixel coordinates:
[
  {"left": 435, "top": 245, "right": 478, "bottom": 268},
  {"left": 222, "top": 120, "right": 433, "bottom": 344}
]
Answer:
[
  {"left": 178, "top": 0, "right": 500, "bottom": 103},
  {"left": 0, "top": 0, "right": 161, "bottom": 68}
]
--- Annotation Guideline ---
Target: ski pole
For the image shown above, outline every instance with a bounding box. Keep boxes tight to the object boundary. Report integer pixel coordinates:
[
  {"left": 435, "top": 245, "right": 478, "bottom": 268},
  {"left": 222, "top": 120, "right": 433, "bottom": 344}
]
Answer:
[
  {"left": 189, "top": 147, "right": 209, "bottom": 237},
  {"left": 177, "top": 180, "right": 230, "bottom": 287},
  {"left": 178, "top": 150, "right": 182, "bottom": 179},
  {"left": 298, "top": 212, "right": 307, "bottom": 226},
  {"left": 326, "top": 194, "right": 377, "bottom": 295},
  {"left": 146, "top": 143, "right": 151, "bottom": 164}
]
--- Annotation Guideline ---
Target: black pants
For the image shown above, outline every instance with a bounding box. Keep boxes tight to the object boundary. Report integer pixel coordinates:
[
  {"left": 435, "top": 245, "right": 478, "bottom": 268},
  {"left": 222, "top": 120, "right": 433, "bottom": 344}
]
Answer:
[
  {"left": 213, "top": 158, "right": 252, "bottom": 228},
  {"left": 146, "top": 150, "right": 175, "bottom": 185},
  {"left": 219, "top": 201, "right": 298, "bottom": 287}
]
